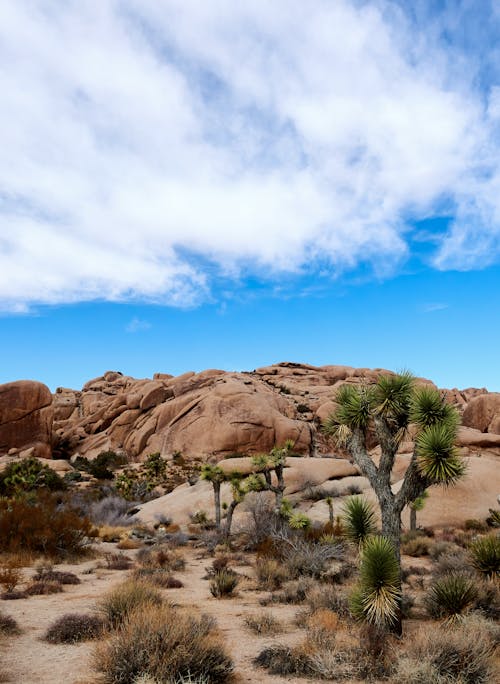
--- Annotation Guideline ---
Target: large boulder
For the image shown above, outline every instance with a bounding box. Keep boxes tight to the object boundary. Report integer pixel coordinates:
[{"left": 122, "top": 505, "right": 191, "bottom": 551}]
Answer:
[
  {"left": 462, "top": 393, "right": 500, "bottom": 434},
  {"left": 0, "top": 380, "right": 53, "bottom": 458}
]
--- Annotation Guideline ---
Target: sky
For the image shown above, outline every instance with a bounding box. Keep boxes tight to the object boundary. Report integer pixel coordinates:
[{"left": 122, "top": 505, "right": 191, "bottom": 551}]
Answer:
[{"left": 0, "top": 0, "right": 499, "bottom": 392}]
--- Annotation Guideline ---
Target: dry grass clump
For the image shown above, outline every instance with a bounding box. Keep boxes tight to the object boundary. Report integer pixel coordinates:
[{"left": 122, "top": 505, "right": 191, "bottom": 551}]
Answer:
[
  {"left": 254, "top": 557, "right": 289, "bottom": 590},
  {"left": 116, "top": 538, "right": 142, "bottom": 550},
  {"left": 254, "top": 645, "right": 313, "bottom": 677},
  {"left": 97, "top": 525, "right": 130, "bottom": 543},
  {"left": 0, "top": 610, "right": 19, "bottom": 635},
  {"left": 402, "top": 536, "right": 433, "bottom": 557},
  {"left": 392, "top": 617, "right": 497, "bottom": 683},
  {"left": 209, "top": 570, "right": 239, "bottom": 598},
  {"left": 262, "top": 576, "right": 316, "bottom": 606},
  {"left": 104, "top": 553, "right": 133, "bottom": 570},
  {"left": 25, "top": 580, "right": 63, "bottom": 595},
  {"left": 94, "top": 603, "right": 233, "bottom": 683},
  {"left": 137, "top": 547, "right": 186, "bottom": 572},
  {"left": 98, "top": 579, "right": 163, "bottom": 629},
  {"left": 33, "top": 564, "right": 80, "bottom": 585},
  {"left": 44, "top": 613, "right": 104, "bottom": 643},
  {"left": 243, "top": 611, "right": 284, "bottom": 635},
  {"left": 280, "top": 537, "right": 343, "bottom": 578},
  {"left": 133, "top": 567, "right": 184, "bottom": 589}
]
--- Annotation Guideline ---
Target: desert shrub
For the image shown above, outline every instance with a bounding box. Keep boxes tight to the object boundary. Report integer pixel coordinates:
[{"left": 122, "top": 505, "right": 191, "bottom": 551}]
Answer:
[
  {"left": 432, "top": 550, "right": 474, "bottom": 578},
  {"left": 394, "top": 619, "right": 496, "bottom": 683},
  {"left": 469, "top": 534, "right": 500, "bottom": 579},
  {"left": 26, "top": 580, "right": 63, "bottom": 595},
  {"left": 242, "top": 492, "right": 280, "bottom": 548},
  {"left": 305, "top": 584, "right": 351, "bottom": 618},
  {"left": 211, "top": 555, "right": 230, "bottom": 573},
  {"left": 244, "top": 612, "right": 284, "bottom": 635},
  {"left": 33, "top": 564, "right": 80, "bottom": 585},
  {"left": 0, "top": 457, "right": 65, "bottom": 496},
  {"left": 473, "top": 579, "right": 500, "bottom": 620},
  {"left": 88, "top": 495, "right": 137, "bottom": 527},
  {"left": 464, "top": 518, "right": 489, "bottom": 532},
  {"left": 402, "top": 536, "right": 432, "bottom": 557},
  {"left": 104, "top": 553, "right": 133, "bottom": 571},
  {"left": 44, "top": 613, "right": 104, "bottom": 643},
  {"left": 267, "top": 576, "right": 316, "bottom": 605},
  {"left": 306, "top": 608, "right": 339, "bottom": 650},
  {"left": 94, "top": 603, "right": 233, "bottom": 683},
  {"left": 428, "top": 540, "right": 460, "bottom": 561},
  {"left": 0, "top": 564, "right": 22, "bottom": 593},
  {"left": 74, "top": 451, "right": 127, "bottom": 480},
  {"left": 138, "top": 547, "right": 186, "bottom": 572},
  {"left": 425, "top": 574, "right": 478, "bottom": 621},
  {"left": 98, "top": 580, "right": 163, "bottom": 629},
  {"left": 209, "top": 570, "right": 239, "bottom": 598},
  {"left": 254, "top": 645, "right": 312, "bottom": 677},
  {"left": 133, "top": 568, "right": 183, "bottom": 589},
  {"left": 254, "top": 557, "right": 289, "bottom": 590},
  {"left": 0, "top": 492, "right": 94, "bottom": 558},
  {"left": 0, "top": 611, "right": 19, "bottom": 635},
  {"left": 281, "top": 537, "right": 343, "bottom": 578}
]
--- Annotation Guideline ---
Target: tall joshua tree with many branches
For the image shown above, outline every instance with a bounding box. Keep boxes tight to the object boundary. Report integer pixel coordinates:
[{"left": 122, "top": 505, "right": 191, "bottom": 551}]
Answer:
[{"left": 323, "top": 372, "right": 465, "bottom": 633}]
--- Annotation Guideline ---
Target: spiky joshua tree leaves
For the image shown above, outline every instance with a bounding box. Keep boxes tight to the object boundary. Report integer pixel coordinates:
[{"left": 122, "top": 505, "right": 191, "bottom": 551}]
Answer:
[
  {"left": 323, "top": 372, "right": 465, "bottom": 634},
  {"left": 350, "top": 536, "right": 401, "bottom": 628},
  {"left": 342, "top": 496, "right": 377, "bottom": 547}
]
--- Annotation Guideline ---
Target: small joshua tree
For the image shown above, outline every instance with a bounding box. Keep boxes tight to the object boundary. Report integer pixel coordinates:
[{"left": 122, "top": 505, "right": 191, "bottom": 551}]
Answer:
[
  {"left": 323, "top": 373, "right": 465, "bottom": 634},
  {"left": 201, "top": 465, "right": 226, "bottom": 530},
  {"left": 252, "top": 440, "right": 294, "bottom": 512},
  {"left": 409, "top": 489, "right": 428, "bottom": 532}
]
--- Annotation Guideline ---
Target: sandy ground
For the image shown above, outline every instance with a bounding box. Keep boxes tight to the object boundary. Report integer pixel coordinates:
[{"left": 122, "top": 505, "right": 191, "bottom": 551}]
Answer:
[{"left": 0, "top": 545, "right": 315, "bottom": 684}]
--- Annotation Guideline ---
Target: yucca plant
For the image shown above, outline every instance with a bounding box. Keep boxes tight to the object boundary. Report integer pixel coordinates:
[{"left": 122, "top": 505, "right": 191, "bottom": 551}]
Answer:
[
  {"left": 425, "top": 573, "right": 478, "bottom": 621},
  {"left": 288, "top": 511, "right": 311, "bottom": 530},
  {"left": 342, "top": 496, "right": 377, "bottom": 547},
  {"left": 323, "top": 373, "right": 465, "bottom": 635},
  {"left": 350, "top": 536, "right": 401, "bottom": 628},
  {"left": 470, "top": 535, "right": 500, "bottom": 580}
]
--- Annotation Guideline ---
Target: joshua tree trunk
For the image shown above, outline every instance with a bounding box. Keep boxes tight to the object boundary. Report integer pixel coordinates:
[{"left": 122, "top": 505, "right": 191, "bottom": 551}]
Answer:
[
  {"left": 410, "top": 506, "right": 417, "bottom": 532},
  {"left": 213, "top": 481, "right": 221, "bottom": 530},
  {"left": 223, "top": 499, "right": 239, "bottom": 538}
]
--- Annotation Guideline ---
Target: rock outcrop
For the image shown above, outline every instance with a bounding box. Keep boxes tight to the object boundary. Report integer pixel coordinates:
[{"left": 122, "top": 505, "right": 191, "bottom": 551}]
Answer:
[{"left": 0, "top": 380, "right": 53, "bottom": 458}]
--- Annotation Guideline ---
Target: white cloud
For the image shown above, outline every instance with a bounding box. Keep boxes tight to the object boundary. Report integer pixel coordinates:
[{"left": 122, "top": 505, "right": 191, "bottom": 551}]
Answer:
[{"left": 0, "top": 1, "right": 499, "bottom": 310}]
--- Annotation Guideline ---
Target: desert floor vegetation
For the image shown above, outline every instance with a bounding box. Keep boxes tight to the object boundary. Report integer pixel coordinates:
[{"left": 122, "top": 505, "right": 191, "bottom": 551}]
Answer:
[{"left": 0, "top": 456, "right": 498, "bottom": 683}]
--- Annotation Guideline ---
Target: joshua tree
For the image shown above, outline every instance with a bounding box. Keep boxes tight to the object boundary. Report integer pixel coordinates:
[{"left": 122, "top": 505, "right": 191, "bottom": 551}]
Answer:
[
  {"left": 409, "top": 490, "right": 428, "bottom": 532},
  {"left": 252, "top": 440, "right": 294, "bottom": 512},
  {"left": 223, "top": 473, "right": 247, "bottom": 539},
  {"left": 201, "top": 465, "right": 226, "bottom": 530},
  {"left": 323, "top": 373, "right": 465, "bottom": 633},
  {"left": 325, "top": 496, "right": 334, "bottom": 526},
  {"left": 342, "top": 495, "right": 377, "bottom": 547}
]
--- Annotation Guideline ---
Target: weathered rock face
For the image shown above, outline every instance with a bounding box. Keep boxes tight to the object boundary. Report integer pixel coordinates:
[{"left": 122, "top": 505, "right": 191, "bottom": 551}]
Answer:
[
  {"left": 2, "top": 363, "right": 499, "bottom": 465},
  {"left": 462, "top": 393, "right": 500, "bottom": 434},
  {"left": 0, "top": 380, "right": 53, "bottom": 458}
]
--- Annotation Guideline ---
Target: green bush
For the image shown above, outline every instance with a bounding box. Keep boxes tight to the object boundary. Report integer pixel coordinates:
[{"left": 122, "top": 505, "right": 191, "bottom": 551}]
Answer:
[{"left": 0, "top": 457, "right": 65, "bottom": 496}]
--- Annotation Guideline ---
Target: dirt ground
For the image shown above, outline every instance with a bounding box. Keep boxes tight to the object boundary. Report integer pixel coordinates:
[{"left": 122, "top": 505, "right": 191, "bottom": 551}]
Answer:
[{"left": 0, "top": 544, "right": 315, "bottom": 684}]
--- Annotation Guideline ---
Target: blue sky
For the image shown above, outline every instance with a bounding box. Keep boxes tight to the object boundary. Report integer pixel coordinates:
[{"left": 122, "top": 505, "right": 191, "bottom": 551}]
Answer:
[{"left": 1, "top": 1, "right": 499, "bottom": 392}]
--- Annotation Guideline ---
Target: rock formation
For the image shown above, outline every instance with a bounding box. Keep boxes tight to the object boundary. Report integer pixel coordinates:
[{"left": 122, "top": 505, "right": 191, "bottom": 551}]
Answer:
[{"left": 0, "top": 380, "right": 53, "bottom": 458}]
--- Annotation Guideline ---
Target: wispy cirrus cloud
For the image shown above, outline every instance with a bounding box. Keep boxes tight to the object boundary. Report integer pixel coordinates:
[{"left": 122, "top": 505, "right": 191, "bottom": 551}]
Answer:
[{"left": 0, "top": 1, "right": 499, "bottom": 312}]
